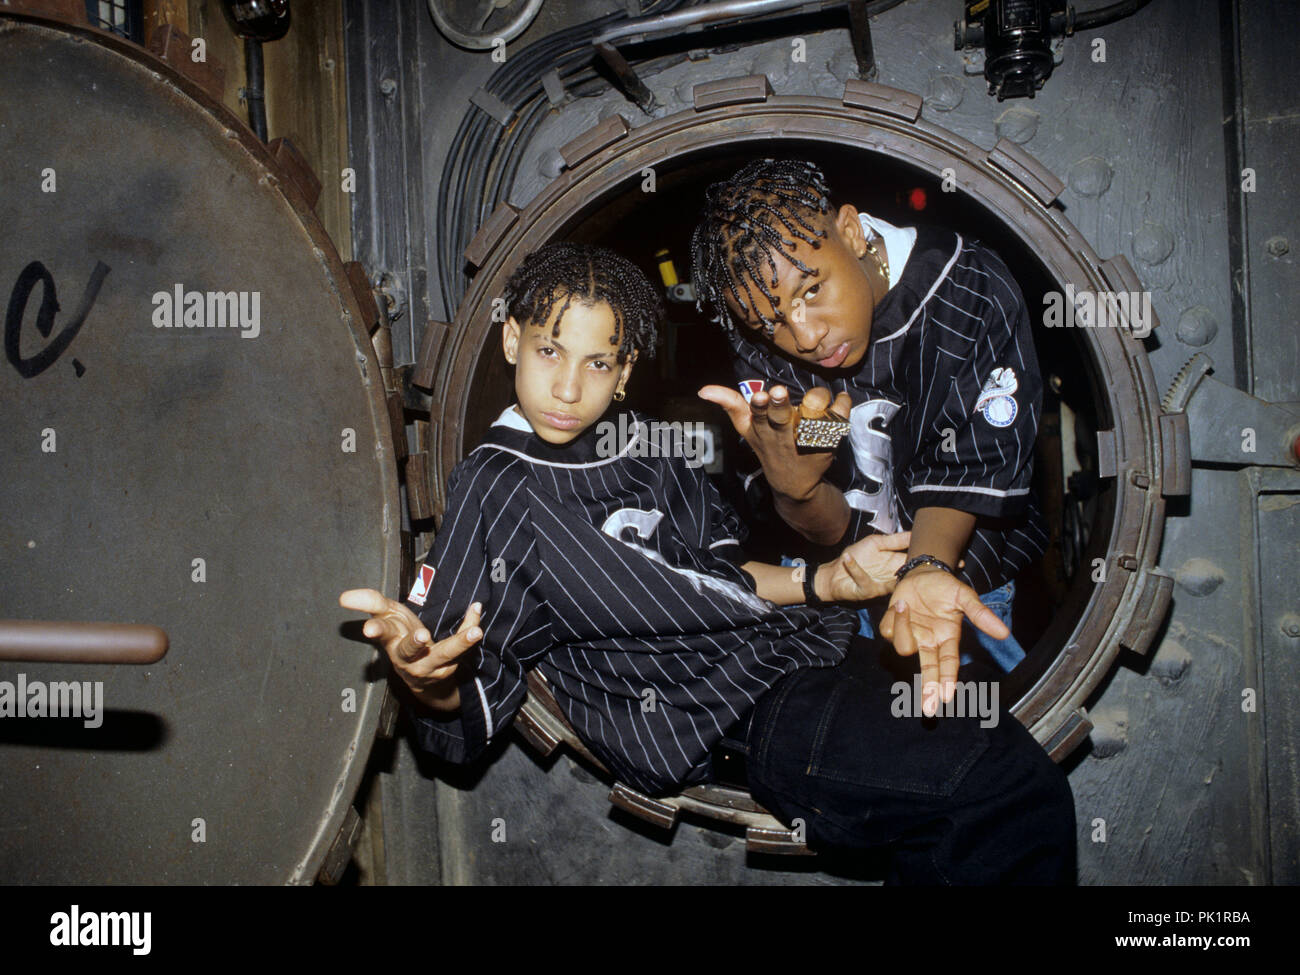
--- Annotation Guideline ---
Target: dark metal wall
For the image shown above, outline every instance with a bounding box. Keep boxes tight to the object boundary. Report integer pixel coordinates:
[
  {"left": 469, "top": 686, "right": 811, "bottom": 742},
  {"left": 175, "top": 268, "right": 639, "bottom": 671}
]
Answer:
[
  {"left": 345, "top": 0, "right": 1299, "bottom": 884},
  {"left": 0, "top": 9, "right": 398, "bottom": 884}
]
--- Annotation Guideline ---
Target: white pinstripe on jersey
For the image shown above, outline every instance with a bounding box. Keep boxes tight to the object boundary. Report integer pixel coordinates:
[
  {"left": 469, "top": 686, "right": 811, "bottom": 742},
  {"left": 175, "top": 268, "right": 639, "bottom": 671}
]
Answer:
[{"left": 406, "top": 408, "right": 856, "bottom": 795}]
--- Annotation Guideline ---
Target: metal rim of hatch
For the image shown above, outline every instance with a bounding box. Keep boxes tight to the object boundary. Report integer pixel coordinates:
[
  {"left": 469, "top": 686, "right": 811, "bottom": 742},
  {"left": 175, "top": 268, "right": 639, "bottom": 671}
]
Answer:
[{"left": 418, "top": 77, "right": 1185, "bottom": 762}]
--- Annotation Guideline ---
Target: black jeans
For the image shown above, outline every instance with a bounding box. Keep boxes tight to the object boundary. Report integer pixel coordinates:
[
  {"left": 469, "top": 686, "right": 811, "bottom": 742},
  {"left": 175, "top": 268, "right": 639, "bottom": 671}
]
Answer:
[{"left": 730, "top": 635, "right": 1076, "bottom": 885}]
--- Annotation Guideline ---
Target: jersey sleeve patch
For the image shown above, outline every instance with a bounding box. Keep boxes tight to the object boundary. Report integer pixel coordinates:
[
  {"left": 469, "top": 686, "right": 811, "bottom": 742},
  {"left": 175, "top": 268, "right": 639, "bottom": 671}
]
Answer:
[
  {"left": 975, "top": 366, "right": 1019, "bottom": 428},
  {"left": 738, "top": 379, "right": 766, "bottom": 403},
  {"left": 406, "top": 563, "right": 435, "bottom": 606}
]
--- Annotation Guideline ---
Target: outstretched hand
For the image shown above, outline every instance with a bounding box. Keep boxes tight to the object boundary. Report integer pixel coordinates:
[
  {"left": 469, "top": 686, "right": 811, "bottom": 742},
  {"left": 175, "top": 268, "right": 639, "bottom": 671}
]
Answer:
[
  {"left": 339, "top": 588, "right": 481, "bottom": 707},
  {"left": 878, "top": 567, "right": 1010, "bottom": 715}
]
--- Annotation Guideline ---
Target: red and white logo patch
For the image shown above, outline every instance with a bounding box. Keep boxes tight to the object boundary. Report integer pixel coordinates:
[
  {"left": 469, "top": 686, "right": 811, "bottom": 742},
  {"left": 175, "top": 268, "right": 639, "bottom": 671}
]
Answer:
[
  {"left": 738, "top": 379, "right": 766, "bottom": 404},
  {"left": 407, "top": 564, "right": 435, "bottom": 606}
]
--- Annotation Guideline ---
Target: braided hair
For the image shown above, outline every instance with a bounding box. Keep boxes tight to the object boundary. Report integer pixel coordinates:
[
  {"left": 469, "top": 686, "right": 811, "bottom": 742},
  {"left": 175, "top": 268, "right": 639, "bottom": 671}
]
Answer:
[
  {"left": 502, "top": 241, "right": 661, "bottom": 363},
  {"left": 690, "top": 158, "right": 834, "bottom": 340}
]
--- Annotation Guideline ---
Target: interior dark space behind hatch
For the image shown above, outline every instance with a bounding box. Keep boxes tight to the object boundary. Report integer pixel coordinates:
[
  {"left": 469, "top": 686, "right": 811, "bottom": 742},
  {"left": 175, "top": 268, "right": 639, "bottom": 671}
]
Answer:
[{"left": 467, "top": 141, "right": 1108, "bottom": 675}]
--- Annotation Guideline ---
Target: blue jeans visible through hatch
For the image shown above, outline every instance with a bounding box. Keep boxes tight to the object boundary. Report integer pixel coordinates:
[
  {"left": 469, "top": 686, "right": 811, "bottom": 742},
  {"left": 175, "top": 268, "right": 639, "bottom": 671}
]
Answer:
[
  {"left": 728, "top": 634, "right": 1076, "bottom": 884},
  {"left": 780, "top": 558, "right": 1027, "bottom": 672}
]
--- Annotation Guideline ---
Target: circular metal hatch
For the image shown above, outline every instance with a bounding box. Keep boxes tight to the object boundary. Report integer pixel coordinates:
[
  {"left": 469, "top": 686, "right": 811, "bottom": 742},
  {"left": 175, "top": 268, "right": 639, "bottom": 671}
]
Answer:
[
  {"left": 416, "top": 79, "right": 1184, "bottom": 765},
  {"left": 0, "top": 14, "right": 398, "bottom": 882}
]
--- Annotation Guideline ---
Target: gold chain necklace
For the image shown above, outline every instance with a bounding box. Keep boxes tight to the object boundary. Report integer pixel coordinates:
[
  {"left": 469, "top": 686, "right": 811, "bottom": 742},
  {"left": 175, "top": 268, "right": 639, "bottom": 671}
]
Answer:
[{"left": 865, "top": 231, "right": 890, "bottom": 290}]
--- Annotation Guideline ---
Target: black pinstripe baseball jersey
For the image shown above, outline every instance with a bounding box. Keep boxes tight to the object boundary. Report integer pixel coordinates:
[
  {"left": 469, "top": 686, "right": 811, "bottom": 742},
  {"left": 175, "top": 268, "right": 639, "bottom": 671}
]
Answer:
[
  {"left": 403, "top": 406, "right": 858, "bottom": 796},
  {"left": 729, "top": 224, "right": 1048, "bottom": 595}
]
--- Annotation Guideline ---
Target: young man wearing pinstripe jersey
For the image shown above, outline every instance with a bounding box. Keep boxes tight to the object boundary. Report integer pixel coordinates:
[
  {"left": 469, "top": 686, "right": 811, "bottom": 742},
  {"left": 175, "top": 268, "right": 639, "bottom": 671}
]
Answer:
[
  {"left": 342, "top": 242, "right": 1075, "bottom": 884},
  {"left": 693, "top": 158, "right": 1050, "bottom": 696}
]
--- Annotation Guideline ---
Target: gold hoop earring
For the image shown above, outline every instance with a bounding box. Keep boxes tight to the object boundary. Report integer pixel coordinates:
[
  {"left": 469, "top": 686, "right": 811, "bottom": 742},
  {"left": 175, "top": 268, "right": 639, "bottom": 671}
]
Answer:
[{"left": 613, "top": 388, "right": 626, "bottom": 402}]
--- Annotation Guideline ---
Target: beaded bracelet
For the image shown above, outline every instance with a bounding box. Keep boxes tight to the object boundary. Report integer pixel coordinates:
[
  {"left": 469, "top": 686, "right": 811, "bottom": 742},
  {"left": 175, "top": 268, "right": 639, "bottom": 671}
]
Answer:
[{"left": 895, "top": 555, "right": 956, "bottom": 581}]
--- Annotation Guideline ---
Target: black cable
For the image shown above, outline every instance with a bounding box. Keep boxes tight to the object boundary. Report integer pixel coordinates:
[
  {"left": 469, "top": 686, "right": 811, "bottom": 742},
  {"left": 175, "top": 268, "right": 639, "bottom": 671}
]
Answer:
[
  {"left": 439, "top": 2, "right": 688, "bottom": 311},
  {"left": 441, "top": 2, "right": 692, "bottom": 310},
  {"left": 439, "top": 26, "right": 604, "bottom": 305},
  {"left": 491, "top": 60, "right": 594, "bottom": 211},
  {"left": 438, "top": 8, "right": 650, "bottom": 311},
  {"left": 244, "top": 37, "right": 268, "bottom": 142},
  {"left": 484, "top": 51, "right": 621, "bottom": 256},
  {"left": 494, "top": 42, "right": 659, "bottom": 206},
  {"left": 1074, "top": 0, "right": 1155, "bottom": 31},
  {"left": 438, "top": 0, "right": 911, "bottom": 313}
]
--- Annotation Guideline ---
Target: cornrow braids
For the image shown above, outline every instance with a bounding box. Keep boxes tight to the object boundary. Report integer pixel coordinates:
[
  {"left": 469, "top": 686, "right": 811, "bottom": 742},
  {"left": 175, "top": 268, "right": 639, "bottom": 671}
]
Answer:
[
  {"left": 690, "top": 158, "right": 834, "bottom": 340},
  {"left": 502, "top": 241, "right": 662, "bottom": 363}
]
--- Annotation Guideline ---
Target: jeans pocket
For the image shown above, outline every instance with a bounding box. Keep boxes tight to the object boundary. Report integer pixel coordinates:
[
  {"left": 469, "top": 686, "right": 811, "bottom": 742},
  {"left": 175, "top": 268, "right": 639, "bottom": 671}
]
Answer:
[{"left": 803, "top": 672, "right": 991, "bottom": 798}]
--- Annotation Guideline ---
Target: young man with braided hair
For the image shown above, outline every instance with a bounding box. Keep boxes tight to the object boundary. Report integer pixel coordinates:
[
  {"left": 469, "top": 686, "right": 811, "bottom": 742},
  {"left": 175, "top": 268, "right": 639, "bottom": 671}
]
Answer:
[
  {"left": 692, "top": 158, "right": 1050, "bottom": 693},
  {"left": 683, "top": 160, "right": 1073, "bottom": 882}
]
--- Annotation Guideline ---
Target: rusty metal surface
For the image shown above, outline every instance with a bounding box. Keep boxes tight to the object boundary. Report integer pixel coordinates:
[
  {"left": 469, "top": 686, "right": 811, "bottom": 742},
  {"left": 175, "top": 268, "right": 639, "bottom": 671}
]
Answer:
[{"left": 0, "top": 17, "right": 398, "bottom": 882}]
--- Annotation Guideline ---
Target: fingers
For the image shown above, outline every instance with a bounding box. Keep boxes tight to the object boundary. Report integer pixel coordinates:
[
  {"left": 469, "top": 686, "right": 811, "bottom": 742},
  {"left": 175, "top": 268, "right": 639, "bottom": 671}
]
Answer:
[
  {"left": 845, "top": 530, "right": 909, "bottom": 559},
  {"left": 889, "top": 603, "right": 914, "bottom": 657},
  {"left": 799, "top": 386, "right": 832, "bottom": 417},
  {"left": 361, "top": 616, "right": 394, "bottom": 644},
  {"left": 937, "top": 634, "right": 961, "bottom": 703},
  {"left": 891, "top": 605, "right": 941, "bottom": 714},
  {"left": 878, "top": 530, "right": 911, "bottom": 551},
  {"left": 439, "top": 602, "right": 484, "bottom": 661},
  {"left": 839, "top": 551, "right": 869, "bottom": 596},
  {"left": 413, "top": 602, "right": 484, "bottom": 677},
  {"left": 424, "top": 609, "right": 481, "bottom": 679},
  {"left": 957, "top": 587, "right": 1011, "bottom": 640},
  {"left": 339, "top": 588, "right": 388, "bottom": 614},
  {"left": 842, "top": 551, "right": 896, "bottom": 600},
  {"left": 887, "top": 603, "right": 941, "bottom": 716},
  {"left": 388, "top": 600, "right": 439, "bottom": 664},
  {"left": 341, "top": 588, "right": 413, "bottom": 650},
  {"left": 832, "top": 390, "right": 853, "bottom": 419},
  {"left": 697, "top": 385, "right": 751, "bottom": 435},
  {"left": 764, "top": 385, "right": 792, "bottom": 427},
  {"left": 459, "top": 601, "right": 483, "bottom": 637},
  {"left": 917, "top": 633, "right": 941, "bottom": 718},
  {"left": 393, "top": 619, "right": 433, "bottom": 664}
]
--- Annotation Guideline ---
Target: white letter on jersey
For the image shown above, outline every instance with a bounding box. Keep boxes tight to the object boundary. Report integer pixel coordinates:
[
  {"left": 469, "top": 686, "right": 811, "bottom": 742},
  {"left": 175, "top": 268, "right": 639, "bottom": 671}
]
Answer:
[
  {"left": 601, "top": 508, "right": 663, "bottom": 542},
  {"left": 600, "top": 508, "right": 771, "bottom": 615},
  {"left": 843, "top": 399, "right": 902, "bottom": 533}
]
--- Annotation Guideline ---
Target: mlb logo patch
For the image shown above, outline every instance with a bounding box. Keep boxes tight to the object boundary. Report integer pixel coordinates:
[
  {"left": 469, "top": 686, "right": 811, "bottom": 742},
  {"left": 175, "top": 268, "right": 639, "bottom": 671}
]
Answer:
[
  {"left": 407, "top": 564, "right": 435, "bottom": 606},
  {"left": 738, "top": 379, "right": 765, "bottom": 404}
]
